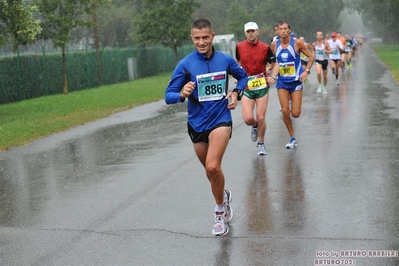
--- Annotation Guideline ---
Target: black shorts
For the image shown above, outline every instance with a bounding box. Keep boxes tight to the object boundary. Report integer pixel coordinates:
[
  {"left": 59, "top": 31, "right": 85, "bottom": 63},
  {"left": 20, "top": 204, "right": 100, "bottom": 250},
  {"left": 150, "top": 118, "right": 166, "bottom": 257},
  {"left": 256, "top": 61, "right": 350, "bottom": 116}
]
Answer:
[
  {"left": 316, "top": 59, "right": 329, "bottom": 70},
  {"left": 187, "top": 121, "right": 232, "bottom": 143}
]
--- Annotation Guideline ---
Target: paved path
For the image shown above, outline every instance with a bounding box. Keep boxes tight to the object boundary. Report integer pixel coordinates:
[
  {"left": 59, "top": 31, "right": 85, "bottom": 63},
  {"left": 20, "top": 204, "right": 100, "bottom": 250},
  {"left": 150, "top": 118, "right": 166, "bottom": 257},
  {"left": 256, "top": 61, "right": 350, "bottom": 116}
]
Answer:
[{"left": 0, "top": 44, "right": 398, "bottom": 266}]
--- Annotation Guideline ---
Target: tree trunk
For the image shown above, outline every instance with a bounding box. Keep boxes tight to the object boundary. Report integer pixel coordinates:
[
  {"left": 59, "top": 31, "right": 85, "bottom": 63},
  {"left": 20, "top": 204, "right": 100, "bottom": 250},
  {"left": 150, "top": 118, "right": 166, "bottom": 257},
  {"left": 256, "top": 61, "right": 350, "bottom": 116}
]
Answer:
[
  {"left": 174, "top": 46, "right": 179, "bottom": 65},
  {"left": 92, "top": 1, "right": 103, "bottom": 85},
  {"left": 62, "top": 46, "right": 68, "bottom": 95}
]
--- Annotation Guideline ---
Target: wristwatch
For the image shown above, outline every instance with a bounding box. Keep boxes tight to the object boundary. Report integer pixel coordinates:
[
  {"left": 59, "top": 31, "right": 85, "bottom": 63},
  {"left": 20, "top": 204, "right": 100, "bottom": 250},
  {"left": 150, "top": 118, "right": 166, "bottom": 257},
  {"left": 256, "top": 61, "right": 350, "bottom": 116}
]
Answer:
[
  {"left": 232, "top": 88, "right": 243, "bottom": 101},
  {"left": 305, "top": 69, "right": 310, "bottom": 73}
]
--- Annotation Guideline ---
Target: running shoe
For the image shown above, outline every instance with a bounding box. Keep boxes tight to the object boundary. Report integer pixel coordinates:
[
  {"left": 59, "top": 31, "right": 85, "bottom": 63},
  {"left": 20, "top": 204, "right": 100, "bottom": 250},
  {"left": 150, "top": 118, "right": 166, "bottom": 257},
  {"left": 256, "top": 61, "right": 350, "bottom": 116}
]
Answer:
[
  {"left": 317, "top": 84, "right": 323, "bottom": 93},
  {"left": 322, "top": 87, "right": 327, "bottom": 94},
  {"left": 336, "top": 81, "right": 340, "bottom": 85},
  {"left": 251, "top": 126, "right": 258, "bottom": 142},
  {"left": 257, "top": 143, "right": 267, "bottom": 155},
  {"left": 285, "top": 137, "right": 298, "bottom": 149},
  {"left": 224, "top": 189, "right": 233, "bottom": 223},
  {"left": 212, "top": 213, "right": 229, "bottom": 236}
]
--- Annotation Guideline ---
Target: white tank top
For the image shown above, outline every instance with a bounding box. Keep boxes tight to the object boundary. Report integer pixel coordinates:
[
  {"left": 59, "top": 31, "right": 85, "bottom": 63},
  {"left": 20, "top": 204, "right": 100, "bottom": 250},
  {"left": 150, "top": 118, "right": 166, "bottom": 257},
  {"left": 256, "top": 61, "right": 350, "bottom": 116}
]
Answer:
[
  {"left": 328, "top": 39, "right": 342, "bottom": 60},
  {"left": 314, "top": 41, "right": 327, "bottom": 61}
]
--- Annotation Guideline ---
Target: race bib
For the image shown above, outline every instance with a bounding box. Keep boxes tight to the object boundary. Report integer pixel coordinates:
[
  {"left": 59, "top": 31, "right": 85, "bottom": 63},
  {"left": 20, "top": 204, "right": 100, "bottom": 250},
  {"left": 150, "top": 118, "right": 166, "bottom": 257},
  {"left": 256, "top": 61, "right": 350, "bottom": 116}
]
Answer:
[
  {"left": 345, "top": 46, "right": 351, "bottom": 52},
  {"left": 279, "top": 62, "right": 296, "bottom": 77},
  {"left": 300, "top": 53, "right": 307, "bottom": 60},
  {"left": 332, "top": 49, "right": 339, "bottom": 55},
  {"left": 316, "top": 49, "right": 326, "bottom": 60},
  {"left": 196, "top": 71, "right": 226, "bottom": 102},
  {"left": 247, "top": 73, "right": 267, "bottom": 91},
  {"left": 316, "top": 49, "right": 325, "bottom": 56}
]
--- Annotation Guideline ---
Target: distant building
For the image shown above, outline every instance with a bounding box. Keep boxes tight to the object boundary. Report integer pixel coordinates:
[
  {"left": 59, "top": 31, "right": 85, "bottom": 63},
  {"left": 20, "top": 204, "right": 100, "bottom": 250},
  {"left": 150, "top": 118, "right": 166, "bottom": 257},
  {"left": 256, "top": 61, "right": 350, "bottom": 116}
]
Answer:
[{"left": 213, "top": 34, "right": 235, "bottom": 57}]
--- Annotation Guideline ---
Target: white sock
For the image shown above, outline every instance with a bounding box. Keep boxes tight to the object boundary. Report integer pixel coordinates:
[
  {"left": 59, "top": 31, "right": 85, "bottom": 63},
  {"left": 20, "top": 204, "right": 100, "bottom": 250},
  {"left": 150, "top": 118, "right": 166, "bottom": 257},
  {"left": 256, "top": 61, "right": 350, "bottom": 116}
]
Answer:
[{"left": 214, "top": 203, "right": 225, "bottom": 213}]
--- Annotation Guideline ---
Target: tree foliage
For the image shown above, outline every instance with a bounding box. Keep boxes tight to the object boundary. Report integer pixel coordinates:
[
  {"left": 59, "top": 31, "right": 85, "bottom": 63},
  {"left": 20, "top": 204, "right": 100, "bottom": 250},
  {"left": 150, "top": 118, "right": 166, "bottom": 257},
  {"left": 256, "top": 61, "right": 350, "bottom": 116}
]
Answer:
[
  {"left": 226, "top": 3, "right": 252, "bottom": 42},
  {"left": 250, "top": 0, "right": 344, "bottom": 41},
  {"left": 132, "top": 0, "right": 200, "bottom": 63},
  {"left": 0, "top": 0, "right": 42, "bottom": 51},
  {"left": 34, "top": 0, "right": 94, "bottom": 94},
  {"left": 34, "top": 0, "right": 93, "bottom": 48},
  {"left": 346, "top": 0, "right": 399, "bottom": 43}
]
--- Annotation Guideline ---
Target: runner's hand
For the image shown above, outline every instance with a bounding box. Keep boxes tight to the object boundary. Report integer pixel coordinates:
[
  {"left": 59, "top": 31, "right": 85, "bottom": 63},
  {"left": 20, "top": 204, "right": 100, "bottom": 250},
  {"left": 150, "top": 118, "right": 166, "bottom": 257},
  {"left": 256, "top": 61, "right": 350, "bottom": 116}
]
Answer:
[
  {"left": 299, "top": 72, "right": 308, "bottom": 82},
  {"left": 226, "top": 92, "right": 237, "bottom": 110},
  {"left": 180, "top": 81, "right": 195, "bottom": 99},
  {"left": 266, "top": 77, "right": 276, "bottom": 84}
]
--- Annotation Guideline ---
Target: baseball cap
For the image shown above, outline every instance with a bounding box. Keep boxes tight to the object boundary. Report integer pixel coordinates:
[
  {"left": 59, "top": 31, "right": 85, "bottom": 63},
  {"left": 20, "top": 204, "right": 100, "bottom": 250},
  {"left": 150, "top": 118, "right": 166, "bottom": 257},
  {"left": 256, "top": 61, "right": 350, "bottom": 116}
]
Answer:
[
  {"left": 331, "top": 32, "right": 337, "bottom": 37},
  {"left": 244, "top": 22, "right": 258, "bottom": 32}
]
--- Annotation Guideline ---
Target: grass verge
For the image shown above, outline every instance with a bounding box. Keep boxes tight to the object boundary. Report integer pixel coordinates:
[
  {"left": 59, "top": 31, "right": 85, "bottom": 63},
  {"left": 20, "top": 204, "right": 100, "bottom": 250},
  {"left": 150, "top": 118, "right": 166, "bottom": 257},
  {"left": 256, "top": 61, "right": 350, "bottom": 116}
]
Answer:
[
  {"left": 371, "top": 45, "right": 399, "bottom": 84},
  {"left": 0, "top": 72, "right": 172, "bottom": 151}
]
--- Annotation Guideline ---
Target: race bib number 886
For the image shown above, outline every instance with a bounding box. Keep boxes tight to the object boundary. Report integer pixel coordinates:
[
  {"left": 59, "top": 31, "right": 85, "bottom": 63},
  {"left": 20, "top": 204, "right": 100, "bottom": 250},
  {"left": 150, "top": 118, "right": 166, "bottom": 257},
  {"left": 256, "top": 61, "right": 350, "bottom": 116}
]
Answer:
[{"left": 196, "top": 71, "right": 227, "bottom": 102}]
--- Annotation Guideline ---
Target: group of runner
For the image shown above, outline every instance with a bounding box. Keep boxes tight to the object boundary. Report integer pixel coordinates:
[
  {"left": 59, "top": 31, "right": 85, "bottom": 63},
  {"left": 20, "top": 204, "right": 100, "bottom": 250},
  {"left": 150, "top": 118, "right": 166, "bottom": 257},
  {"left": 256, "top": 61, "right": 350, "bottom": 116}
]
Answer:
[
  {"left": 164, "top": 18, "right": 361, "bottom": 237},
  {"left": 300, "top": 30, "right": 359, "bottom": 91}
]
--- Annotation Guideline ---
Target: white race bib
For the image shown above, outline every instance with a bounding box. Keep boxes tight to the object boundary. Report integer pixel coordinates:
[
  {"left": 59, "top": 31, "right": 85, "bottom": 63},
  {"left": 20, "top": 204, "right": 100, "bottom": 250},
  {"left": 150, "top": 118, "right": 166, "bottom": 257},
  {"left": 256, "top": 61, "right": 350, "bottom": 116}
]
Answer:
[{"left": 196, "top": 71, "right": 226, "bottom": 102}]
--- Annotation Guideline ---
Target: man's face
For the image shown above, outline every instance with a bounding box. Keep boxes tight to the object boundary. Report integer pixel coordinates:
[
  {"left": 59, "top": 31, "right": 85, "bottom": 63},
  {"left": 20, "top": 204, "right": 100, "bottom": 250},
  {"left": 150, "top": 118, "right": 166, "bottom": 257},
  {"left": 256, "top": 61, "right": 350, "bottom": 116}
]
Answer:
[
  {"left": 316, "top": 31, "right": 323, "bottom": 41},
  {"left": 274, "top": 26, "right": 279, "bottom": 37},
  {"left": 245, "top": 29, "right": 258, "bottom": 42},
  {"left": 278, "top": 23, "right": 290, "bottom": 38},
  {"left": 191, "top": 27, "right": 215, "bottom": 57}
]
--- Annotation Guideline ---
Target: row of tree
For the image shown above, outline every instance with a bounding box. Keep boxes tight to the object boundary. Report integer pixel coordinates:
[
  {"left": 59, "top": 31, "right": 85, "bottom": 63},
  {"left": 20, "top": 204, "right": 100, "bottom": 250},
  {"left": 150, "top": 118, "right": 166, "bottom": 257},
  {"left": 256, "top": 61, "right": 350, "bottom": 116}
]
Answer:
[
  {"left": 346, "top": 0, "right": 399, "bottom": 43},
  {"left": 2, "top": 0, "right": 391, "bottom": 95}
]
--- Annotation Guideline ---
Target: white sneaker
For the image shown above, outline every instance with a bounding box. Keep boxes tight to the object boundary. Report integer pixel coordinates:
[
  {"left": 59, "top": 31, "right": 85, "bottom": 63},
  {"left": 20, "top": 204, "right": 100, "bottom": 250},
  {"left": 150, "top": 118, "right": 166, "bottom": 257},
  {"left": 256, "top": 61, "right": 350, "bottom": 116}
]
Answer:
[
  {"left": 285, "top": 137, "right": 298, "bottom": 149},
  {"left": 317, "top": 85, "right": 322, "bottom": 93},
  {"left": 212, "top": 214, "right": 229, "bottom": 236},
  {"left": 251, "top": 126, "right": 258, "bottom": 142},
  {"left": 223, "top": 190, "right": 233, "bottom": 223},
  {"left": 322, "top": 87, "right": 327, "bottom": 94},
  {"left": 257, "top": 143, "right": 267, "bottom": 155}
]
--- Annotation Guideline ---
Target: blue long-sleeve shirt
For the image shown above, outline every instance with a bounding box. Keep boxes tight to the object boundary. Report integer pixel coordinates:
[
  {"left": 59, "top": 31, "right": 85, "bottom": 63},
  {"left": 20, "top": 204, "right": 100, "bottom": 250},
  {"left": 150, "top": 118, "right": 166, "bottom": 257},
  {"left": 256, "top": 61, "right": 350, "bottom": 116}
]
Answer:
[{"left": 165, "top": 48, "right": 247, "bottom": 132}]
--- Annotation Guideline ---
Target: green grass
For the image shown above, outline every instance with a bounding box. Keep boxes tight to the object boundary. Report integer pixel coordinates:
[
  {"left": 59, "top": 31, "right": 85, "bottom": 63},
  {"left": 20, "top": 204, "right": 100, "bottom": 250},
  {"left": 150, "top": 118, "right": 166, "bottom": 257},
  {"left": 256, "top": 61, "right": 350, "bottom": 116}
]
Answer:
[
  {"left": 0, "top": 72, "right": 172, "bottom": 151},
  {"left": 371, "top": 45, "right": 399, "bottom": 84}
]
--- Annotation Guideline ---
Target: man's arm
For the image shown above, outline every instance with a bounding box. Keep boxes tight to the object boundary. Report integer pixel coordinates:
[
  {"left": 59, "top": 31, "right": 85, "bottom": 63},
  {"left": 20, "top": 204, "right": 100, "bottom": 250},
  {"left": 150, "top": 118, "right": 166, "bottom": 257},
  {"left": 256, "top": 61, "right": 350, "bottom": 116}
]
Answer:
[
  {"left": 266, "top": 46, "right": 276, "bottom": 75},
  {"left": 324, "top": 40, "right": 332, "bottom": 54},
  {"left": 235, "top": 44, "right": 241, "bottom": 64},
  {"left": 297, "top": 39, "right": 314, "bottom": 69},
  {"left": 165, "top": 64, "right": 189, "bottom": 104}
]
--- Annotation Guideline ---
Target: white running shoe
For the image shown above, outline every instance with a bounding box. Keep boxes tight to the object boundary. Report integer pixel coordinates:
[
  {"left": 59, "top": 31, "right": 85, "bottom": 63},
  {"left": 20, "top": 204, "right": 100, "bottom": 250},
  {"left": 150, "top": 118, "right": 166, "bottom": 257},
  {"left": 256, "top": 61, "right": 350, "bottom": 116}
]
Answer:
[
  {"left": 251, "top": 126, "right": 258, "bottom": 142},
  {"left": 257, "top": 143, "right": 267, "bottom": 155},
  {"left": 224, "top": 189, "right": 233, "bottom": 223},
  {"left": 317, "top": 85, "right": 322, "bottom": 93},
  {"left": 322, "top": 87, "right": 327, "bottom": 94},
  {"left": 212, "top": 214, "right": 229, "bottom": 236},
  {"left": 285, "top": 137, "right": 298, "bottom": 149}
]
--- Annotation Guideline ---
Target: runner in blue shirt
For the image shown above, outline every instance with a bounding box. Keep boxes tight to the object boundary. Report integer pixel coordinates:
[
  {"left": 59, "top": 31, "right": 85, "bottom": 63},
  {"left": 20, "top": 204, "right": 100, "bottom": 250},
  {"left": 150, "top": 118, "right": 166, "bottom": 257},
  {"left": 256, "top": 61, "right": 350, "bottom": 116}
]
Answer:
[
  {"left": 268, "top": 20, "right": 314, "bottom": 149},
  {"left": 165, "top": 19, "right": 247, "bottom": 236}
]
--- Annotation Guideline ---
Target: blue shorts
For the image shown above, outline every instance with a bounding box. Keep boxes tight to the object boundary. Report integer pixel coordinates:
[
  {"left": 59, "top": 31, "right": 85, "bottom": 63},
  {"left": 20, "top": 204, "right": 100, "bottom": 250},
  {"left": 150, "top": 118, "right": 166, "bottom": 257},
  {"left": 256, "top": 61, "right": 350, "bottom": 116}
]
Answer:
[{"left": 276, "top": 79, "right": 303, "bottom": 94}]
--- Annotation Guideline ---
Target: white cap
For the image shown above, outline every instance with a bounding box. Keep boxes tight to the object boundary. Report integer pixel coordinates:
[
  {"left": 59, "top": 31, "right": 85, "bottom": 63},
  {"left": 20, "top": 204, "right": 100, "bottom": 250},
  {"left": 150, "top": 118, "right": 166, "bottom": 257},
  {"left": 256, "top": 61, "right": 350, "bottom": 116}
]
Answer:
[{"left": 244, "top": 22, "right": 258, "bottom": 32}]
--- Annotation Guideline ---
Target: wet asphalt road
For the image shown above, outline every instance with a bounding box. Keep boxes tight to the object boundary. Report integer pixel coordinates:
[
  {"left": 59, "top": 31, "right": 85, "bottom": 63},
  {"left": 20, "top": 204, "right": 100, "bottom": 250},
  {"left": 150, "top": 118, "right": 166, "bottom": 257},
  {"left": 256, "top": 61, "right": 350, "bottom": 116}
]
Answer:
[{"left": 0, "top": 44, "right": 398, "bottom": 266}]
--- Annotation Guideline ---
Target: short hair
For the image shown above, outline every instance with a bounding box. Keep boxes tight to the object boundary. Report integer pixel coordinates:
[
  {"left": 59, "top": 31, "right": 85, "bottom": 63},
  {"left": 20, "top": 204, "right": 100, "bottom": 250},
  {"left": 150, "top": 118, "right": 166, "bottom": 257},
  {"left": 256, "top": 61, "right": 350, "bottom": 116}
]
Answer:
[
  {"left": 191, "top": 19, "right": 212, "bottom": 31},
  {"left": 277, "top": 20, "right": 291, "bottom": 30}
]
